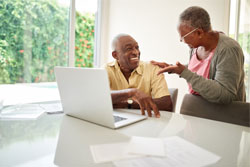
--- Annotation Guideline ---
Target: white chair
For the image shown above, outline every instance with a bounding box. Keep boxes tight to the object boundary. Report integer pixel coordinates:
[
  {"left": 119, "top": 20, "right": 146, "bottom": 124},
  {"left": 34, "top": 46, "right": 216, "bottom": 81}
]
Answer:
[
  {"left": 168, "top": 88, "right": 178, "bottom": 112},
  {"left": 180, "top": 94, "right": 250, "bottom": 127}
]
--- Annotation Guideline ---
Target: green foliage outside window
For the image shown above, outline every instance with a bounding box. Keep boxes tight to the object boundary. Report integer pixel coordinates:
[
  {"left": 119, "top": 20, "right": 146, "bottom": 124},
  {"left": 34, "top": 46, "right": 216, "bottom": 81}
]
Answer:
[
  {"left": 75, "top": 12, "right": 95, "bottom": 68},
  {"left": 0, "top": 0, "right": 95, "bottom": 84}
]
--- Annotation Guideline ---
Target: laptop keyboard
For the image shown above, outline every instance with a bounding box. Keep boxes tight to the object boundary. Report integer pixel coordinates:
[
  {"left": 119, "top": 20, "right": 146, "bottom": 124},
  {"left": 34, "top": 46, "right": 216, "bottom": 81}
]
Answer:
[{"left": 113, "top": 115, "right": 127, "bottom": 122}]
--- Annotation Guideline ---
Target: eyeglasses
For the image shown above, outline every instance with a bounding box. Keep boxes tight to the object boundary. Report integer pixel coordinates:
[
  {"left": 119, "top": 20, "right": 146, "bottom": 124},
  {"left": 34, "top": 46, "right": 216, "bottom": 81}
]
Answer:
[{"left": 180, "top": 28, "right": 198, "bottom": 42}]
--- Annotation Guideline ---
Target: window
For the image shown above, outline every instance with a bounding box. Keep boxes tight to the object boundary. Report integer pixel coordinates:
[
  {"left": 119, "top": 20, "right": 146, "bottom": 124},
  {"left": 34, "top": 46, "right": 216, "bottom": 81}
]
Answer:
[
  {"left": 0, "top": 0, "right": 70, "bottom": 84},
  {"left": 75, "top": 0, "right": 97, "bottom": 67},
  {"left": 0, "top": 0, "right": 99, "bottom": 106},
  {"left": 229, "top": 0, "right": 250, "bottom": 101}
]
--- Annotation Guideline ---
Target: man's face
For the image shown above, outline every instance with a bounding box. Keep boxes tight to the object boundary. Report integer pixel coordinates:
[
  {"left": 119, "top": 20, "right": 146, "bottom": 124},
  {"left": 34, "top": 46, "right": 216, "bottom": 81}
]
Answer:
[
  {"left": 178, "top": 23, "right": 199, "bottom": 48},
  {"left": 114, "top": 36, "right": 140, "bottom": 72}
]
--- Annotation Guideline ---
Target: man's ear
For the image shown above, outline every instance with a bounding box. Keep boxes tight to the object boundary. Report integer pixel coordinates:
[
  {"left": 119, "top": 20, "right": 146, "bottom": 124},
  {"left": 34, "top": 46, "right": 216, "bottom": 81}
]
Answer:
[{"left": 112, "top": 51, "right": 118, "bottom": 59}]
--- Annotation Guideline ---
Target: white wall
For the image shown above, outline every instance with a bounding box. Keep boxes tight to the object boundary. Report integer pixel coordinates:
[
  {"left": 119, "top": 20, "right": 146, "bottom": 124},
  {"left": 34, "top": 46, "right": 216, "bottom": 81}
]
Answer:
[{"left": 99, "top": 0, "right": 230, "bottom": 112}]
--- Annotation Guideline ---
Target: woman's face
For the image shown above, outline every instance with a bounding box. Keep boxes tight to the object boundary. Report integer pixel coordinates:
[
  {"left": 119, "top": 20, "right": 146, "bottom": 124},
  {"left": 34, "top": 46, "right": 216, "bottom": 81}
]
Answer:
[{"left": 178, "top": 23, "right": 200, "bottom": 48}]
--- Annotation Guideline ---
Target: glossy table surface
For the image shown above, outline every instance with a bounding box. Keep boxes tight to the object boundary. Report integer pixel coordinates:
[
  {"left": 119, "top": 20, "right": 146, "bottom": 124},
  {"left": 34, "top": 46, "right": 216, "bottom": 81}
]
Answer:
[{"left": 0, "top": 111, "right": 249, "bottom": 167}]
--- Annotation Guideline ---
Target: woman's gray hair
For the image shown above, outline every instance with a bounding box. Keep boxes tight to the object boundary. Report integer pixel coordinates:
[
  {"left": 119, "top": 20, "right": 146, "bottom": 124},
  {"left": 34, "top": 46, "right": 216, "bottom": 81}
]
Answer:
[
  {"left": 111, "top": 33, "right": 130, "bottom": 51},
  {"left": 179, "top": 6, "right": 211, "bottom": 32}
]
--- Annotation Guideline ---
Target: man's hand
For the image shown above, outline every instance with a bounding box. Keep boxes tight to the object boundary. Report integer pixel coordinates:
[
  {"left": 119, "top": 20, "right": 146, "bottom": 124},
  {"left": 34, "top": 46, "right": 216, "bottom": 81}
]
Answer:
[
  {"left": 130, "top": 88, "right": 160, "bottom": 118},
  {"left": 151, "top": 61, "right": 186, "bottom": 75},
  {"left": 111, "top": 89, "right": 160, "bottom": 118},
  {"left": 151, "top": 60, "right": 170, "bottom": 68}
]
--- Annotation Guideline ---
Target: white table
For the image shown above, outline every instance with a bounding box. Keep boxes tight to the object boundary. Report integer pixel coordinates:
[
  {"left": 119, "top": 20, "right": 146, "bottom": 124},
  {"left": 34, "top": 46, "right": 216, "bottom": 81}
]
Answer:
[{"left": 0, "top": 111, "right": 249, "bottom": 167}]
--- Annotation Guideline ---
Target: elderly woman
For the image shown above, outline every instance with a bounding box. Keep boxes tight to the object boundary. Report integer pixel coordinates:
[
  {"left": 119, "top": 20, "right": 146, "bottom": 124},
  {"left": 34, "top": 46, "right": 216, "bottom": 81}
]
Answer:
[{"left": 152, "top": 6, "right": 245, "bottom": 104}]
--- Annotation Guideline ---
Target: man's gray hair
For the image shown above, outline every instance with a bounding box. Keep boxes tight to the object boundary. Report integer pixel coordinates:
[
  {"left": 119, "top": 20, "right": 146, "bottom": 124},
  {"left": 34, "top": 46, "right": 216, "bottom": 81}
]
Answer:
[
  {"left": 111, "top": 33, "right": 130, "bottom": 51},
  {"left": 179, "top": 6, "right": 211, "bottom": 32}
]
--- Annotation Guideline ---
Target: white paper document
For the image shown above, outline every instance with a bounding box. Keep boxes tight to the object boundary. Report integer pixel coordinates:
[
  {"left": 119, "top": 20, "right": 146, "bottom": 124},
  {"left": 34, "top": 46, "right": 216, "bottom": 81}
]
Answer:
[
  {"left": 0, "top": 104, "right": 45, "bottom": 120},
  {"left": 113, "top": 136, "right": 220, "bottom": 167},
  {"left": 90, "top": 142, "right": 142, "bottom": 163},
  {"left": 128, "top": 136, "right": 165, "bottom": 157},
  {"left": 90, "top": 136, "right": 165, "bottom": 163},
  {"left": 39, "top": 102, "right": 63, "bottom": 114}
]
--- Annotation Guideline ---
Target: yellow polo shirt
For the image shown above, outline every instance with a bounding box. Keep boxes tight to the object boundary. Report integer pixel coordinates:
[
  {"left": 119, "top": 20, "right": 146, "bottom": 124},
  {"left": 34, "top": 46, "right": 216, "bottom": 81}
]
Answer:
[{"left": 105, "top": 61, "right": 170, "bottom": 98}]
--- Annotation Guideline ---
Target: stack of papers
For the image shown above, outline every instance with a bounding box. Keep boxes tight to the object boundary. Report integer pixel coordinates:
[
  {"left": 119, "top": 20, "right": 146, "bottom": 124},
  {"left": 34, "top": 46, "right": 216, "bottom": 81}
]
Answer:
[
  {"left": 90, "top": 137, "right": 165, "bottom": 163},
  {"left": 127, "top": 136, "right": 165, "bottom": 157},
  {"left": 90, "top": 136, "right": 220, "bottom": 167},
  {"left": 0, "top": 104, "right": 45, "bottom": 120},
  {"left": 39, "top": 102, "right": 63, "bottom": 114}
]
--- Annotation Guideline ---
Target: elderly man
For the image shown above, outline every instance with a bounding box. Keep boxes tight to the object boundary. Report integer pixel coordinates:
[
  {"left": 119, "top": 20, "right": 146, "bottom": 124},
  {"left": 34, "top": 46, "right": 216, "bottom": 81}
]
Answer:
[{"left": 105, "top": 34, "right": 172, "bottom": 118}]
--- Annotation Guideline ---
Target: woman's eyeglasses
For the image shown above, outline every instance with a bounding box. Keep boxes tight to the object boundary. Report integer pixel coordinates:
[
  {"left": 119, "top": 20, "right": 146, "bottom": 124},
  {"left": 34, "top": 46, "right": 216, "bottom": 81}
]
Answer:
[{"left": 180, "top": 28, "right": 198, "bottom": 42}]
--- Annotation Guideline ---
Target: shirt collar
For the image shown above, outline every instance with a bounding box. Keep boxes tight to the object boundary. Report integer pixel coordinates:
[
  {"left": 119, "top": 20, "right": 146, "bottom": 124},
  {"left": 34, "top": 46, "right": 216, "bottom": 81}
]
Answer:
[{"left": 108, "top": 61, "right": 143, "bottom": 75}]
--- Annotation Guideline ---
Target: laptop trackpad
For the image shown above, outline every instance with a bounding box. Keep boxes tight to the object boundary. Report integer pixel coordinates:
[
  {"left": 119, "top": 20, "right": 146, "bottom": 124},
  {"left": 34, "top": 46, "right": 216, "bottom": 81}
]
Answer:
[
  {"left": 113, "top": 109, "right": 147, "bottom": 128},
  {"left": 113, "top": 115, "right": 127, "bottom": 123}
]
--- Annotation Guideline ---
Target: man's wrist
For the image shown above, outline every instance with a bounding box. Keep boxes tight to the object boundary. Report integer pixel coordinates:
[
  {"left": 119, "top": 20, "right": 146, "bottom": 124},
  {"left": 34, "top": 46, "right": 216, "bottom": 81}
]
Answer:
[
  {"left": 128, "top": 88, "right": 136, "bottom": 98},
  {"left": 127, "top": 99, "right": 133, "bottom": 109}
]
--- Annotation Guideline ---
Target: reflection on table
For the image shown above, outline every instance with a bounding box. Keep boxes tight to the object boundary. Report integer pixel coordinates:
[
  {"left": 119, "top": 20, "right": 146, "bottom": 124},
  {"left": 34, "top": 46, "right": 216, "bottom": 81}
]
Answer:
[
  {"left": 0, "top": 114, "right": 63, "bottom": 167},
  {"left": 54, "top": 112, "right": 250, "bottom": 167},
  {"left": 0, "top": 111, "right": 249, "bottom": 167}
]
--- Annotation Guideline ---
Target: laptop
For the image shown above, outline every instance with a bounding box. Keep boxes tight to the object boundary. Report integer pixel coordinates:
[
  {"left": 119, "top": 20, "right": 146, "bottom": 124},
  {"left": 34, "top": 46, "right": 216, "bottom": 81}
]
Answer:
[{"left": 54, "top": 67, "right": 147, "bottom": 129}]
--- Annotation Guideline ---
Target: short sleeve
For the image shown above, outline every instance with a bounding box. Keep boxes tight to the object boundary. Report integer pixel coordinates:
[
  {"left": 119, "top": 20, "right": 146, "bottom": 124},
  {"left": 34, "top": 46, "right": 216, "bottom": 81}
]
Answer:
[{"left": 150, "top": 65, "right": 170, "bottom": 98}]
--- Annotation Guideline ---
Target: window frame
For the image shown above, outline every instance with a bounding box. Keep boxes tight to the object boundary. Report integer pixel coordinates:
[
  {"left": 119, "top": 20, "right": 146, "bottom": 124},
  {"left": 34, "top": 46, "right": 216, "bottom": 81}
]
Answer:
[
  {"left": 230, "top": 0, "right": 250, "bottom": 101},
  {"left": 0, "top": 0, "right": 101, "bottom": 106},
  {"left": 69, "top": 0, "right": 101, "bottom": 67}
]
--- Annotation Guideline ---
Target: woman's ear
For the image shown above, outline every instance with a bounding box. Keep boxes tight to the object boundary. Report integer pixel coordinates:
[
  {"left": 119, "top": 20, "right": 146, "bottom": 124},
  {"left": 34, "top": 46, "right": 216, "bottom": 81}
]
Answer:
[{"left": 197, "top": 28, "right": 204, "bottom": 37}]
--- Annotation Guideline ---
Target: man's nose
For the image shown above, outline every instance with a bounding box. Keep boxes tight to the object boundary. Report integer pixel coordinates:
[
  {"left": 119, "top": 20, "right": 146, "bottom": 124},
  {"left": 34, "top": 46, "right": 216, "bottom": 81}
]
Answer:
[{"left": 132, "top": 48, "right": 139, "bottom": 55}]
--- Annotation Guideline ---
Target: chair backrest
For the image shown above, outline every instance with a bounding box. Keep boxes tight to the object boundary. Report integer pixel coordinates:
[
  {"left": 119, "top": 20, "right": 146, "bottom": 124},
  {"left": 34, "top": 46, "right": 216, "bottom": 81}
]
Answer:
[
  {"left": 180, "top": 94, "right": 250, "bottom": 127},
  {"left": 168, "top": 88, "right": 178, "bottom": 112}
]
